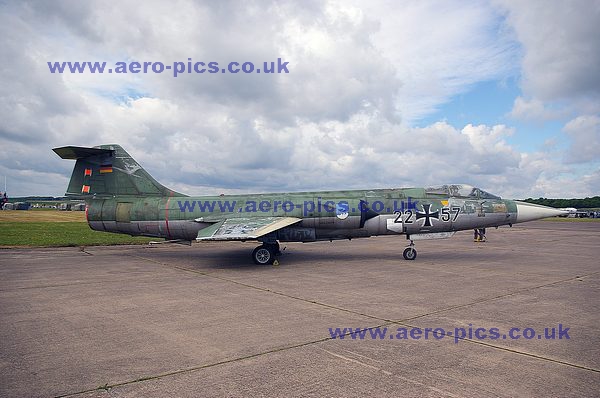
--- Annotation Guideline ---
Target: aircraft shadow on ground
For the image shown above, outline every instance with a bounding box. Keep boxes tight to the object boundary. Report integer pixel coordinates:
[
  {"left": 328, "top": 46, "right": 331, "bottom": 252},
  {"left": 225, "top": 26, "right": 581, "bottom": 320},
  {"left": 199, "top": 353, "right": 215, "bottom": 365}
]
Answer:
[
  {"left": 175, "top": 247, "right": 465, "bottom": 270},
  {"left": 143, "top": 246, "right": 399, "bottom": 270},
  {"left": 138, "top": 243, "right": 497, "bottom": 270}
]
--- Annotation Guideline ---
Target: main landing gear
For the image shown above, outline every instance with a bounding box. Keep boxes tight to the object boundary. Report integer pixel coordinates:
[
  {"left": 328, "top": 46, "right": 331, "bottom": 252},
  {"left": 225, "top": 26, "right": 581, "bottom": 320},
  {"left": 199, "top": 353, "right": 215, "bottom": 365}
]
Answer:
[
  {"left": 403, "top": 240, "right": 417, "bottom": 260},
  {"left": 251, "top": 242, "right": 282, "bottom": 265}
]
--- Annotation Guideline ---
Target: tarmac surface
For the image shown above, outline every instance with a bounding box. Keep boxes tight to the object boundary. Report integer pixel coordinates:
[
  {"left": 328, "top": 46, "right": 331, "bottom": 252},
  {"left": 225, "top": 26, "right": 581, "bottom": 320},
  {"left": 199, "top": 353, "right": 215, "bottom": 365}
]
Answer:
[{"left": 1, "top": 220, "right": 599, "bottom": 397}]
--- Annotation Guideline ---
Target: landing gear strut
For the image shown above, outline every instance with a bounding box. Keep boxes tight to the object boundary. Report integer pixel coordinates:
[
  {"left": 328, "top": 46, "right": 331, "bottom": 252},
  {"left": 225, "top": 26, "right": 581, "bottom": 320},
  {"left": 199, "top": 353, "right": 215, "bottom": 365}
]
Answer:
[
  {"left": 403, "top": 240, "right": 417, "bottom": 260},
  {"left": 251, "top": 242, "right": 281, "bottom": 265}
]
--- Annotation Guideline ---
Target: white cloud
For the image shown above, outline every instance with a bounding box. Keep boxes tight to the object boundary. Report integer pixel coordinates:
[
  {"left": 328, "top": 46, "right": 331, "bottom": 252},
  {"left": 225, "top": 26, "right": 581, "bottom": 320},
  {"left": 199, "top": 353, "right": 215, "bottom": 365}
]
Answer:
[
  {"left": 509, "top": 96, "right": 567, "bottom": 122},
  {"left": 563, "top": 115, "right": 600, "bottom": 164},
  {"left": 498, "top": 0, "right": 600, "bottom": 101},
  {"left": 359, "top": 0, "right": 518, "bottom": 123},
  {"left": 500, "top": 0, "right": 600, "bottom": 125}
]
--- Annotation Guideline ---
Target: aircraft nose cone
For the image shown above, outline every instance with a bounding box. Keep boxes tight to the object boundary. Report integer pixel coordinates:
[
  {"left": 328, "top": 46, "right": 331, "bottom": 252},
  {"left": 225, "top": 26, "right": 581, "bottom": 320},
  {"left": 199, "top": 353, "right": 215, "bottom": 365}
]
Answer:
[{"left": 515, "top": 201, "right": 568, "bottom": 223}]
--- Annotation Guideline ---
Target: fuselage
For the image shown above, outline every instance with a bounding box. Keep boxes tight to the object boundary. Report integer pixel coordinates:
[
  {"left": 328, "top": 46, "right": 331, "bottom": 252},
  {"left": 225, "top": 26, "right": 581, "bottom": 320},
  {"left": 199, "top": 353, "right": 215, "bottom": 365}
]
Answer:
[
  {"left": 85, "top": 186, "right": 520, "bottom": 243},
  {"left": 54, "top": 145, "right": 566, "bottom": 263}
]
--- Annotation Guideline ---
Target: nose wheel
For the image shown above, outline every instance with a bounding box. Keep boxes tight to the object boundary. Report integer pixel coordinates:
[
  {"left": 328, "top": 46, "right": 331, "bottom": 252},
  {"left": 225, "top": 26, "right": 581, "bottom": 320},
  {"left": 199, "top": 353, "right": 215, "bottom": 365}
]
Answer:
[{"left": 403, "top": 241, "right": 417, "bottom": 260}]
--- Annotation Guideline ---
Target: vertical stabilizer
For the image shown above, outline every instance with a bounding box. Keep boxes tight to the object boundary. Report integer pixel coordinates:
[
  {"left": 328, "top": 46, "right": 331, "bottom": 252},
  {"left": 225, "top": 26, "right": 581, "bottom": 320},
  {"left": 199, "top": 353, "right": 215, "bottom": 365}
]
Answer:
[{"left": 53, "top": 144, "right": 184, "bottom": 197}]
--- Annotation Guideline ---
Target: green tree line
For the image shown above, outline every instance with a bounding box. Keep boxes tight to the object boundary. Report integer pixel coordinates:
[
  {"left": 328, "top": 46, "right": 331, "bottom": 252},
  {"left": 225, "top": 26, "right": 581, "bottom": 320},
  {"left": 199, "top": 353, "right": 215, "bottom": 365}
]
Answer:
[{"left": 522, "top": 196, "right": 600, "bottom": 209}]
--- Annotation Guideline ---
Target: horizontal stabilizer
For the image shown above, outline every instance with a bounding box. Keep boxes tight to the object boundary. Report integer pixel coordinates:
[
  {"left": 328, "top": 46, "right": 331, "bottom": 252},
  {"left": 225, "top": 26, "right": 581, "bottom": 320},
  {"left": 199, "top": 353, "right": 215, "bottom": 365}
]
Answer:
[
  {"left": 53, "top": 146, "right": 113, "bottom": 159},
  {"left": 197, "top": 217, "right": 301, "bottom": 241}
]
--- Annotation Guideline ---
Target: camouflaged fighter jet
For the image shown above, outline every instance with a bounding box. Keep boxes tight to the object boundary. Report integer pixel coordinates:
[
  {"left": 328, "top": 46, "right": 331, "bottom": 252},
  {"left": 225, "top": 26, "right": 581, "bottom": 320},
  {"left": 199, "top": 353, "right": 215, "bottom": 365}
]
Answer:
[{"left": 54, "top": 144, "right": 567, "bottom": 264}]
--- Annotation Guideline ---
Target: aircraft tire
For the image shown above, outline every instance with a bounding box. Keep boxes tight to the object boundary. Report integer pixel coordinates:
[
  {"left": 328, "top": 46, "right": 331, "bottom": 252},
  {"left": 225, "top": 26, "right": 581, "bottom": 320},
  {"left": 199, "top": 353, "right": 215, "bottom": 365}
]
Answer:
[
  {"left": 403, "top": 247, "right": 417, "bottom": 261},
  {"left": 252, "top": 245, "right": 275, "bottom": 265}
]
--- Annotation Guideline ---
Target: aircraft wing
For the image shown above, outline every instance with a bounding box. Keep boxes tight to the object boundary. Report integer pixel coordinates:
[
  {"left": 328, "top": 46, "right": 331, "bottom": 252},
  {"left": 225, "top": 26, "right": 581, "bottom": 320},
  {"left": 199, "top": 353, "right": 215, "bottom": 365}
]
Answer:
[{"left": 196, "top": 216, "right": 302, "bottom": 241}]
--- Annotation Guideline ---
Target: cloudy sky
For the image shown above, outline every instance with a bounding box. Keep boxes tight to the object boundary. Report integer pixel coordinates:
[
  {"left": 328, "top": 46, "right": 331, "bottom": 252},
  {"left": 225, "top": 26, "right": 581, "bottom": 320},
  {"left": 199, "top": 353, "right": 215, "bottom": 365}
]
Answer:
[{"left": 1, "top": 0, "right": 599, "bottom": 199}]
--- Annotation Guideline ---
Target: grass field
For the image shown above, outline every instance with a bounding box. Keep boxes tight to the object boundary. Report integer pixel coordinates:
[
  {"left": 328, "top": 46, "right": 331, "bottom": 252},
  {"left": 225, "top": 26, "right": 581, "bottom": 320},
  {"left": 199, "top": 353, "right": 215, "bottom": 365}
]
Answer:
[
  {"left": 0, "top": 210, "right": 153, "bottom": 247},
  {"left": 0, "top": 210, "right": 86, "bottom": 222},
  {"left": 542, "top": 217, "right": 600, "bottom": 222}
]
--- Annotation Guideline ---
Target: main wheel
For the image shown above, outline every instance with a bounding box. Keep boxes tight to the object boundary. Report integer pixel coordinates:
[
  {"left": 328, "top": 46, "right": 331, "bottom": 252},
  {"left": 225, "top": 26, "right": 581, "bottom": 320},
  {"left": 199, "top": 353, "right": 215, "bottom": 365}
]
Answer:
[
  {"left": 403, "top": 247, "right": 417, "bottom": 260},
  {"left": 252, "top": 245, "right": 275, "bottom": 265}
]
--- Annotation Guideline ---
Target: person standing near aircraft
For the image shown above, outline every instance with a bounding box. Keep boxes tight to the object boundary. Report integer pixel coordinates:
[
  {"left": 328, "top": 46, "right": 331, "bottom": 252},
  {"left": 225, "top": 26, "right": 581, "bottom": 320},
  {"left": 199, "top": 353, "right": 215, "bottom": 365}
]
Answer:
[{"left": 473, "top": 228, "right": 487, "bottom": 242}]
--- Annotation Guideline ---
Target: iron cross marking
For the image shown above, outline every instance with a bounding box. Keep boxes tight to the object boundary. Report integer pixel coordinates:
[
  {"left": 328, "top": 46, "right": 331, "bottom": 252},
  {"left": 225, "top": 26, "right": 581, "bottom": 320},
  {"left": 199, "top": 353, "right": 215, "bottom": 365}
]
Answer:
[{"left": 416, "top": 203, "right": 439, "bottom": 227}]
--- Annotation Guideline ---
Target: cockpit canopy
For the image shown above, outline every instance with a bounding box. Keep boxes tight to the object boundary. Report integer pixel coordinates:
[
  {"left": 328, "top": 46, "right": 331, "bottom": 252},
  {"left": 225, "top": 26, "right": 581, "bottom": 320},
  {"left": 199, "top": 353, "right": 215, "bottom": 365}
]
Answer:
[{"left": 425, "top": 184, "right": 501, "bottom": 199}]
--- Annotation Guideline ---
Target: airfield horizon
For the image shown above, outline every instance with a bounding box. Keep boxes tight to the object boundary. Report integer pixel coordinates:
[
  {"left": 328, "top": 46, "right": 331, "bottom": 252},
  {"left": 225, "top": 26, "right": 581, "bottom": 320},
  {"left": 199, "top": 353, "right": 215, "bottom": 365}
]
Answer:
[{"left": 1, "top": 210, "right": 598, "bottom": 248}]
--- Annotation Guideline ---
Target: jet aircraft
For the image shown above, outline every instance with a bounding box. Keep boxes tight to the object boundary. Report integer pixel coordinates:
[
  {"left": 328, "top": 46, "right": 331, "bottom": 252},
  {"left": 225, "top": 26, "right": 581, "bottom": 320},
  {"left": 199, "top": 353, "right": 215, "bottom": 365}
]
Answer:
[{"left": 54, "top": 145, "right": 566, "bottom": 264}]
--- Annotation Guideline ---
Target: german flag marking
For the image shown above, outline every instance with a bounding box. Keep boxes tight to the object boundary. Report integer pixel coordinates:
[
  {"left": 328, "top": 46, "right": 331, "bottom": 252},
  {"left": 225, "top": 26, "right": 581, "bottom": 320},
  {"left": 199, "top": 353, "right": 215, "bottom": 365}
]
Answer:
[{"left": 99, "top": 165, "right": 113, "bottom": 173}]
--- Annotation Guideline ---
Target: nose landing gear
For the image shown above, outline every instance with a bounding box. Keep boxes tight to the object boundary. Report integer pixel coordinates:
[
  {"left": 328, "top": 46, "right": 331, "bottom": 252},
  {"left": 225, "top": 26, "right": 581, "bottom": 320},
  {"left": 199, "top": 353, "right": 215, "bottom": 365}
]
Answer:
[{"left": 403, "top": 240, "right": 417, "bottom": 260}]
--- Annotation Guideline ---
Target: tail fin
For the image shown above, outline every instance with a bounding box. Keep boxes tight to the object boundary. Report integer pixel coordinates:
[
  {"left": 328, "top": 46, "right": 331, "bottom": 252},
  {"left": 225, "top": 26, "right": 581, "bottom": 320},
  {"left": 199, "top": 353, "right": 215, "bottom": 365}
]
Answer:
[{"left": 53, "top": 144, "right": 185, "bottom": 198}]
